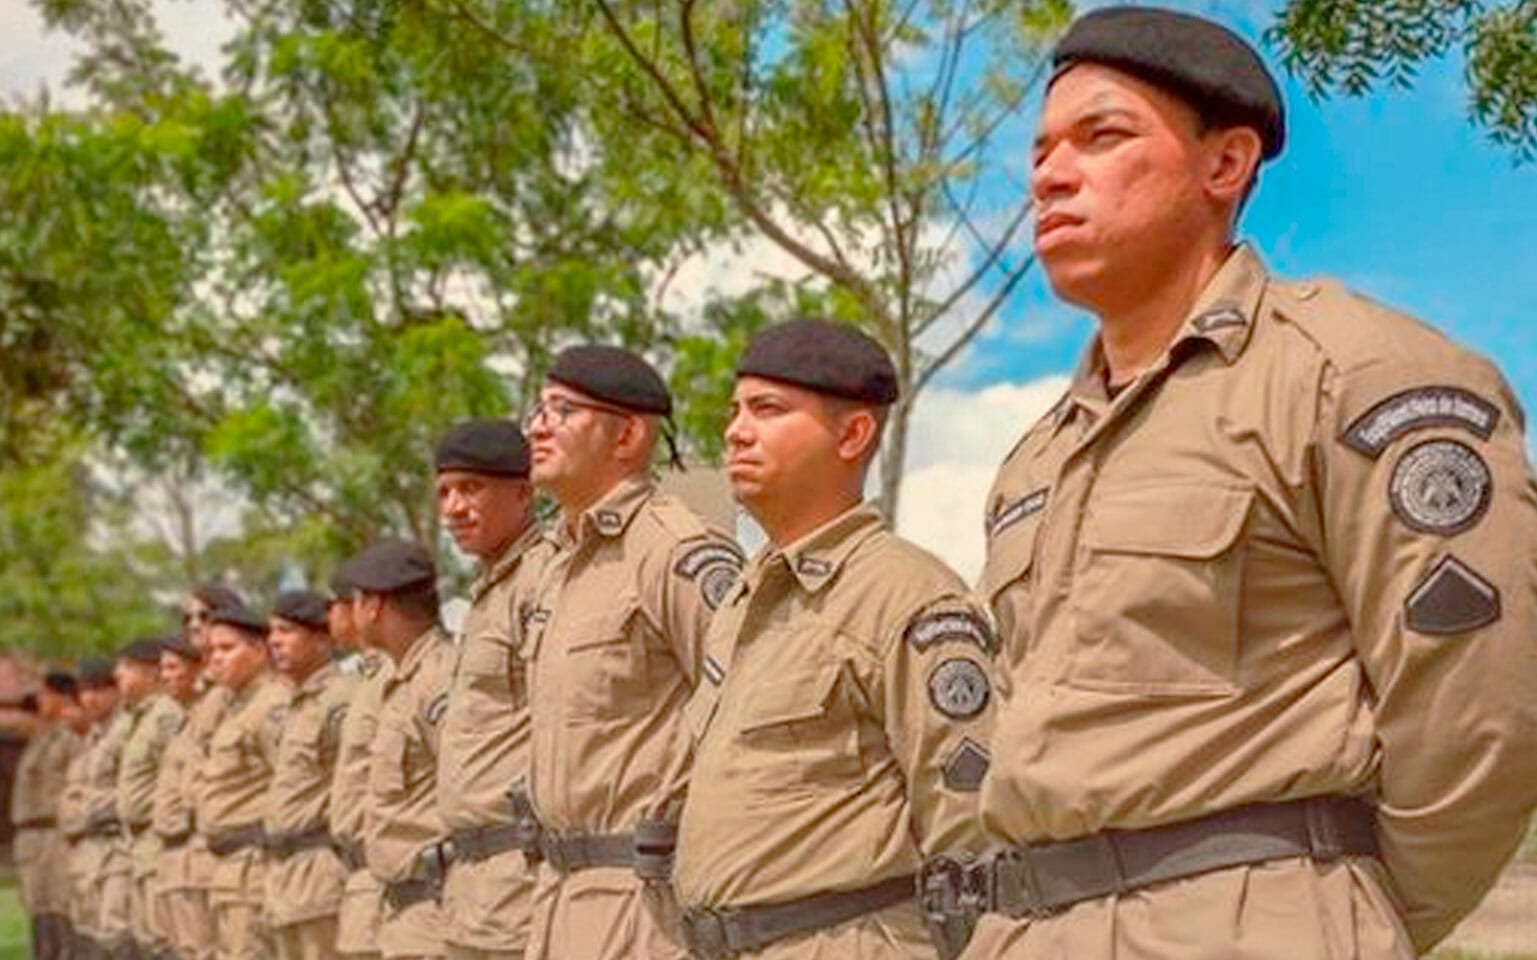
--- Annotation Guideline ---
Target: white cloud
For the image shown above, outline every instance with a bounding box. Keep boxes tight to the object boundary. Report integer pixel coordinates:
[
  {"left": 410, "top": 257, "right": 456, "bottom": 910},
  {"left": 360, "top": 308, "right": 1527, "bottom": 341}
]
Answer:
[{"left": 894, "top": 375, "right": 1069, "bottom": 583}]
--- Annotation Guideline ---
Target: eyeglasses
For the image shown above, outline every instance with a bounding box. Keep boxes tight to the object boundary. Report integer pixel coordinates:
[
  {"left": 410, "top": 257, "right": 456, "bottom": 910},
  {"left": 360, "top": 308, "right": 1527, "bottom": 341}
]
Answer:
[
  {"left": 181, "top": 610, "right": 210, "bottom": 625},
  {"left": 522, "top": 396, "right": 630, "bottom": 431}
]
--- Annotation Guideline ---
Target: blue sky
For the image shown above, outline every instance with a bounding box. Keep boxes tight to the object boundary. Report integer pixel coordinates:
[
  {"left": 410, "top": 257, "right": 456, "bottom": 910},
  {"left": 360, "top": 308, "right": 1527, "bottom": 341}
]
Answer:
[{"left": 955, "top": 8, "right": 1537, "bottom": 444}]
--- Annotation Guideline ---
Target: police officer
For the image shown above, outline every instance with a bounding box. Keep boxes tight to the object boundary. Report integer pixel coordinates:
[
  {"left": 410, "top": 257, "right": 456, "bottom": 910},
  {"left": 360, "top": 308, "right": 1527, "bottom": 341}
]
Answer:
[
  {"left": 673, "top": 320, "right": 997, "bottom": 960},
  {"left": 198, "top": 602, "right": 289, "bottom": 960},
  {"left": 13, "top": 668, "right": 82, "bottom": 960},
  {"left": 352, "top": 539, "right": 454, "bottom": 960},
  {"left": 264, "top": 590, "right": 354, "bottom": 960},
  {"left": 115, "top": 638, "right": 184, "bottom": 960},
  {"left": 432, "top": 419, "right": 551, "bottom": 960},
  {"left": 960, "top": 7, "right": 1537, "bottom": 959},
  {"left": 60, "top": 658, "right": 115, "bottom": 960},
  {"left": 151, "top": 634, "right": 205, "bottom": 960},
  {"left": 157, "top": 587, "right": 240, "bottom": 960},
  {"left": 521, "top": 346, "right": 743, "bottom": 960},
  {"left": 90, "top": 648, "right": 143, "bottom": 960}
]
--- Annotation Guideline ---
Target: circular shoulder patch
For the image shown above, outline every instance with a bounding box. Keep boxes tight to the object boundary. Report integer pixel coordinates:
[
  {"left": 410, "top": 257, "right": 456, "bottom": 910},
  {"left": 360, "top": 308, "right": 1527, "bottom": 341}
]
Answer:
[
  {"left": 927, "top": 658, "right": 990, "bottom": 721},
  {"left": 1389, "top": 439, "right": 1492, "bottom": 535}
]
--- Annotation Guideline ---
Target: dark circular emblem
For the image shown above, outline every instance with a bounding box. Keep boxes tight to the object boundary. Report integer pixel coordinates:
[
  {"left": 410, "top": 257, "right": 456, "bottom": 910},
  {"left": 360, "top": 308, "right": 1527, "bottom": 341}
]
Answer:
[
  {"left": 927, "top": 658, "right": 991, "bottom": 720},
  {"left": 1389, "top": 439, "right": 1492, "bottom": 535},
  {"left": 699, "top": 564, "right": 737, "bottom": 610}
]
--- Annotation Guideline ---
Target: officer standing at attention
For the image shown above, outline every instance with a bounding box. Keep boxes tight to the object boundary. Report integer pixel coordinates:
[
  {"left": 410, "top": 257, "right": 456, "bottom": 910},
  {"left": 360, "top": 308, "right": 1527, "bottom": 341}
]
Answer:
[
  {"left": 353, "top": 539, "right": 454, "bottom": 960},
  {"left": 152, "top": 634, "right": 206, "bottom": 960},
  {"left": 158, "top": 586, "right": 240, "bottom": 960},
  {"left": 521, "top": 345, "right": 742, "bottom": 960},
  {"left": 955, "top": 7, "right": 1537, "bottom": 959},
  {"left": 327, "top": 565, "right": 390, "bottom": 960},
  {"left": 92, "top": 646, "right": 142, "bottom": 960},
  {"left": 115, "top": 638, "right": 184, "bottom": 960},
  {"left": 13, "top": 668, "right": 82, "bottom": 960},
  {"left": 432, "top": 419, "right": 551, "bottom": 960},
  {"left": 673, "top": 320, "right": 997, "bottom": 960},
  {"left": 264, "top": 590, "right": 355, "bottom": 960},
  {"left": 61, "top": 658, "right": 117, "bottom": 960},
  {"left": 199, "top": 603, "right": 290, "bottom": 960}
]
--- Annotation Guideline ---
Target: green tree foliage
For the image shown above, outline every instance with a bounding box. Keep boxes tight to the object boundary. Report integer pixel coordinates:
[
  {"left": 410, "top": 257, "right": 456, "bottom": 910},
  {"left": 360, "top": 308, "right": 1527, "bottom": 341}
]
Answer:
[{"left": 1270, "top": 0, "right": 1537, "bottom": 161}]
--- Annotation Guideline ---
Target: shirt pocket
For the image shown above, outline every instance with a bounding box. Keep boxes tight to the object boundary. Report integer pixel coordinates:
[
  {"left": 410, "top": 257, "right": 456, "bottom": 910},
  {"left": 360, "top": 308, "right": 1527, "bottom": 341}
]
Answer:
[
  {"left": 735, "top": 662, "right": 863, "bottom": 802},
  {"left": 563, "top": 598, "right": 648, "bottom": 724},
  {"left": 368, "top": 724, "right": 408, "bottom": 803},
  {"left": 1068, "top": 483, "right": 1253, "bottom": 696},
  {"left": 459, "top": 632, "right": 526, "bottom": 711}
]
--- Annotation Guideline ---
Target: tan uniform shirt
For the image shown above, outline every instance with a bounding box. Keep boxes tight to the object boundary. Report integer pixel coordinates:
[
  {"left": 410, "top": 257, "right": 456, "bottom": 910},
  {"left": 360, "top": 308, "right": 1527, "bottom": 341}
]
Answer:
[
  {"left": 330, "top": 652, "right": 391, "bottom": 855},
  {"left": 265, "top": 662, "right": 355, "bottom": 927},
  {"left": 366, "top": 626, "right": 454, "bottom": 885},
  {"left": 13, "top": 723, "right": 75, "bottom": 827},
  {"left": 438, "top": 524, "right": 550, "bottom": 834},
  {"left": 526, "top": 475, "right": 742, "bottom": 833},
  {"left": 118, "top": 694, "right": 184, "bottom": 833},
  {"left": 87, "top": 708, "right": 136, "bottom": 832},
  {"left": 199, "top": 672, "right": 289, "bottom": 837},
  {"left": 979, "top": 245, "right": 1537, "bottom": 951},
  {"left": 155, "top": 686, "right": 228, "bottom": 890},
  {"left": 59, "top": 727, "right": 95, "bottom": 842},
  {"left": 676, "top": 505, "right": 996, "bottom": 909}
]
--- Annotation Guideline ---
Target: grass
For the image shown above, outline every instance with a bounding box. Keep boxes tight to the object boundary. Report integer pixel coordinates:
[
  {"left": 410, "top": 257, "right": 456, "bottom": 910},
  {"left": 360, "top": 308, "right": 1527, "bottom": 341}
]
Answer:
[{"left": 0, "top": 872, "right": 25, "bottom": 960}]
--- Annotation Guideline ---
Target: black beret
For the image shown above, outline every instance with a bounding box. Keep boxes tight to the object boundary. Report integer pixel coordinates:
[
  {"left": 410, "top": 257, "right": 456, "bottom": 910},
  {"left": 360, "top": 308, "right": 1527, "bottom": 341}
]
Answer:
[
  {"left": 272, "top": 590, "right": 330, "bottom": 630},
  {"left": 737, "top": 319, "right": 899, "bottom": 406},
  {"left": 344, "top": 539, "right": 437, "bottom": 595},
  {"left": 160, "top": 634, "right": 202, "bottom": 662},
  {"left": 207, "top": 602, "right": 268, "bottom": 634},
  {"left": 192, "top": 583, "right": 243, "bottom": 610},
  {"left": 1051, "top": 6, "right": 1285, "bottom": 159},
  {"left": 547, "top": 346, "right": 672, "bottom": 415},
  {"left": 43, "top": 669, "right": 78, "bottom": 696},
  {"left": 435, "top": 419, "right": 530, "bottom": 477},
  {"left": 118, "top": 637, "right": 164, "bottom": 664},
  {"left": 78, "top": 658, "right": 116, "bottom": 687}
]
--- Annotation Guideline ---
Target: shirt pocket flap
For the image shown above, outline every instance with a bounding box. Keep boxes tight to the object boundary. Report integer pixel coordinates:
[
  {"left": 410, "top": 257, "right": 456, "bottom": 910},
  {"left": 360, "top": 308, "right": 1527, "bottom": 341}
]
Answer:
[
  {"left": 1085, "top": 485, "right": 1253, "bottom": 559},
  {"left": 739, "top": 665, "right": 842, "bottom": 732},
  {"left": 563, "top": 597, "right": 639, "bottom": 652},
  {"left": 982, "top": 516, "right": 1041, "bottom": 601}
]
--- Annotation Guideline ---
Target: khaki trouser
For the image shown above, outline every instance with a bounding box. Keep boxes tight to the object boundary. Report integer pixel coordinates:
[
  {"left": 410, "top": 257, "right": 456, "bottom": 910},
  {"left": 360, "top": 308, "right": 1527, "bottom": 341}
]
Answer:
[
  {"left": 272, "top": 915, "right": 340, "bottom": 960},
  {"left": 212, "top": 901, "right": 270, "bottom": 960},
  {"left": 378, "top": 898, "right": 445, "bottom": 960},
  {"left": 725, "top": 901, "right": 931, "bottom": 960},
  {"left": 336, "top": 870, "right": 383, "bottom": 958},
  {"left": 526, "top": 864, "right": 685, "bottom": 960},
  {"left": 96, "top": 844, "right": 134, "bottom": 954},
  {"left": 959, "top": 857, "right": 1416, "bottom": 960},
  {"left": 441, "top": 847, "right": 535, "bottom": 957},
  {"left": 162, "top": 887, "right": 214, "bottom": 960}
]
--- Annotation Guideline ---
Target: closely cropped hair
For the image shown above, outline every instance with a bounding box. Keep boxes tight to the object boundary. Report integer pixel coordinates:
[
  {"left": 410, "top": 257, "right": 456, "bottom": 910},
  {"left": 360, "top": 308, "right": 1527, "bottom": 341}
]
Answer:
[{"left": 388, "top": 581, "right": 441, "bottom": 622}]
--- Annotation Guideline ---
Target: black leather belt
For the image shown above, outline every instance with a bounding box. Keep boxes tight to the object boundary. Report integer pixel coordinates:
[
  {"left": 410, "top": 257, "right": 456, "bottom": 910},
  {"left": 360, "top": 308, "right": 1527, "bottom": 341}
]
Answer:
[
  {"left": 265, "top": 827, "right": 334, "bottom": 859},
  {"left": 82, "top": 815, "right": 122, "bottom": 839},
  {"left": 924, "top": 795, "right": 1377, "bottom": 927},
  {"left": 207, "top": 824, "right": 266, "bottom": 857},
  {"left": 683, "top": 875, "right": 915, "bottom": 959},
  {"left": 159, "top": 831, "right": 191, "bottom": 850},
  {"left": 382, "top": 877, "right": 437, "bottom": 912},
  {"left": 15, "top": 817, "right": 56, "bottom": 830},
  {"left": 126, "top": 819, "right": 152, "bottom": 837},
  {"left": 332, "top": 835, "right": 366, "bottom": 872},
  {"left": 450, "top": 823, "right": 526, "bottom": 864}
]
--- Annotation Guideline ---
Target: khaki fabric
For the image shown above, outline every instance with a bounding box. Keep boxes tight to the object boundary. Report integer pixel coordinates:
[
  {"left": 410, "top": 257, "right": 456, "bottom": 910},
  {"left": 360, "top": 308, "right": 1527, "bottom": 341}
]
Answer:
[
  {"left": 160, "top": 687, "right": 230, "bottom": 960},
  {"left": 265, "top": 663, "right": 355, "bottom": 929},
  {"left": 13, "top": 725, "right": 78, "bottom": 915},
  {"left": 523, "top": 475, "right": 740, "bottom": 960},
  {"left": 331, "top": 652, "right": 391, "bottom": 957},
  {"left": 676, "top": 504, "right": 995, "bottom": 922},
  {"left": 213, "top": 898, "right": 272, "bottom": 960},
  {"left": 525, "top": 864, "right": 684, "bottom": 960},
  {"left": 366, "top": 627, "right": 453, "bottom": 958},
  {"left": 438, "top": 524, "right": 550, "bottom": 953},
  {"left": 740, "top": 901, "right": 931, "bottom": 960},
  {"left": 975, "top": 245, "right": 1537, "bottom": 955},
  {"left": 60, "top": 727, "right": 99, "bottom": 937},
  {"left": 445, "top": 944, "right": 524, "bottom": 960},
  {"left": 87, "top": 708, "right": 136, "bottom": 949},
  {"left": 119, "top": 693, "right": 183, "bottom": 952},
  {"left": 273, "top": 913, "right": 340, "bottom": 960}
]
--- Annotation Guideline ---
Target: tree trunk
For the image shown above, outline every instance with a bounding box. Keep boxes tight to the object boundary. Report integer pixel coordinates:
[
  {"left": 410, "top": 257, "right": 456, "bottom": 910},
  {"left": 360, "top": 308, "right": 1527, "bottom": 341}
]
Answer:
[{"left": 877, "top": 393, "right": 912, "bottom": 524}]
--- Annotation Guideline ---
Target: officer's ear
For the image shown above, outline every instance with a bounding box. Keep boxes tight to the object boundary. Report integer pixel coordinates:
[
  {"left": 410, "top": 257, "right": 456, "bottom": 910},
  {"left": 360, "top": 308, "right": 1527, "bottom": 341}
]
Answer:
[
  {"left": 1201, "top": 124, "right": 1262, "bottom": 214},
  {"left": 833, "top": 405, "right": 883, "bottom": 467}
]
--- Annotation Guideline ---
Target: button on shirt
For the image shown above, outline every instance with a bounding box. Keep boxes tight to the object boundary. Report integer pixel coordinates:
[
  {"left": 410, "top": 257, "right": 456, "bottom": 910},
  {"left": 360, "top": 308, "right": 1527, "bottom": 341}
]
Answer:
[
  {"left": 979, "top": 244, "right": 1537, "bottom": 951},
  {"left": 675, "top": 505, "right": 996, "bottom": 909}
]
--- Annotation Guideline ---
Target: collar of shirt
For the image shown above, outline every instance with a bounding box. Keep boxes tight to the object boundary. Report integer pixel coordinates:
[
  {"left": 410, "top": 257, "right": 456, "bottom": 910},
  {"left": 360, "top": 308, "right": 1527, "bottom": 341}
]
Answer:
[
  {"left": 1054, "top": 243, "right": 1271, "bottom": 438},
  {"left": 471, "top": 522, "right": 546, "bottom": 603},
  {"left": 229, "top": 670, "right": 278, "bottom": 708},
  {"left": 554, "top": 473, "right": 655, "bottom": 549},
  {"left": 296, "top": 661, "right": 337, "bottom": 699},
  {"left": 753, "top": 502, "right": 886, "bottom": 595}
]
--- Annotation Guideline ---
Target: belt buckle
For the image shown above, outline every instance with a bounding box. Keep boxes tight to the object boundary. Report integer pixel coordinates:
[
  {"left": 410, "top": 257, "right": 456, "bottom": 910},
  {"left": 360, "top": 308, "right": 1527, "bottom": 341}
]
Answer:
[
  {"left": 994, "top": 849, "right": 1047, "bottom": 919},
  {"left": 541, "top": 834, "right": 569, "bottom": 873},
  {"left": 682, "top": 908, "right": 732, "bottom": 960}
]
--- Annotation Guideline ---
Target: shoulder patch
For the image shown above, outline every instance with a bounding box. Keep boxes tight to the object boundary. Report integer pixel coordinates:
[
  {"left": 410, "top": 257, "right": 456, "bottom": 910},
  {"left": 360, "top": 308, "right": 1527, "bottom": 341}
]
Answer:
[
  {"left": 674, "top": 541, "right": 744, "bottom": 610},
  {"left": 156, "top": 711, "right": 183, "bottom": 738},
  {"left": 942, "top": 738, "right": 991, "bottom": 792},
  {"left": 1388, "top": 439, "right": 1492, "bottom": 535},
  {"left": 987, "top": 488, "right": 1048, "bottom": 539},
  {"left": 905, "top": 608, "right": 995, "bottom": 655},
  {"left": 1342, "top": 386, "right": 1500, "bottom": 459},
  {"left": 1405, "top": 555, "right": 1501, "bottom": 635},
  {"left": 927, "top": 658, "right": 991, "bottom": 720},
  {"left": 423, "top": 692, "right": 449, "bottom": 727}
]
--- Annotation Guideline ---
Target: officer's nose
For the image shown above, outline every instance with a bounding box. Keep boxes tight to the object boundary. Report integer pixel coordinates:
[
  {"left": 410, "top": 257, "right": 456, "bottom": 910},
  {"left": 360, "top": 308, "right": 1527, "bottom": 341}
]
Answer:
[
  {"left": 724, "top": 409, "right": 753, "bottom": 449},
  {"left": 1031, "top": 141, "right": 1080, "bottom": 205}
]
